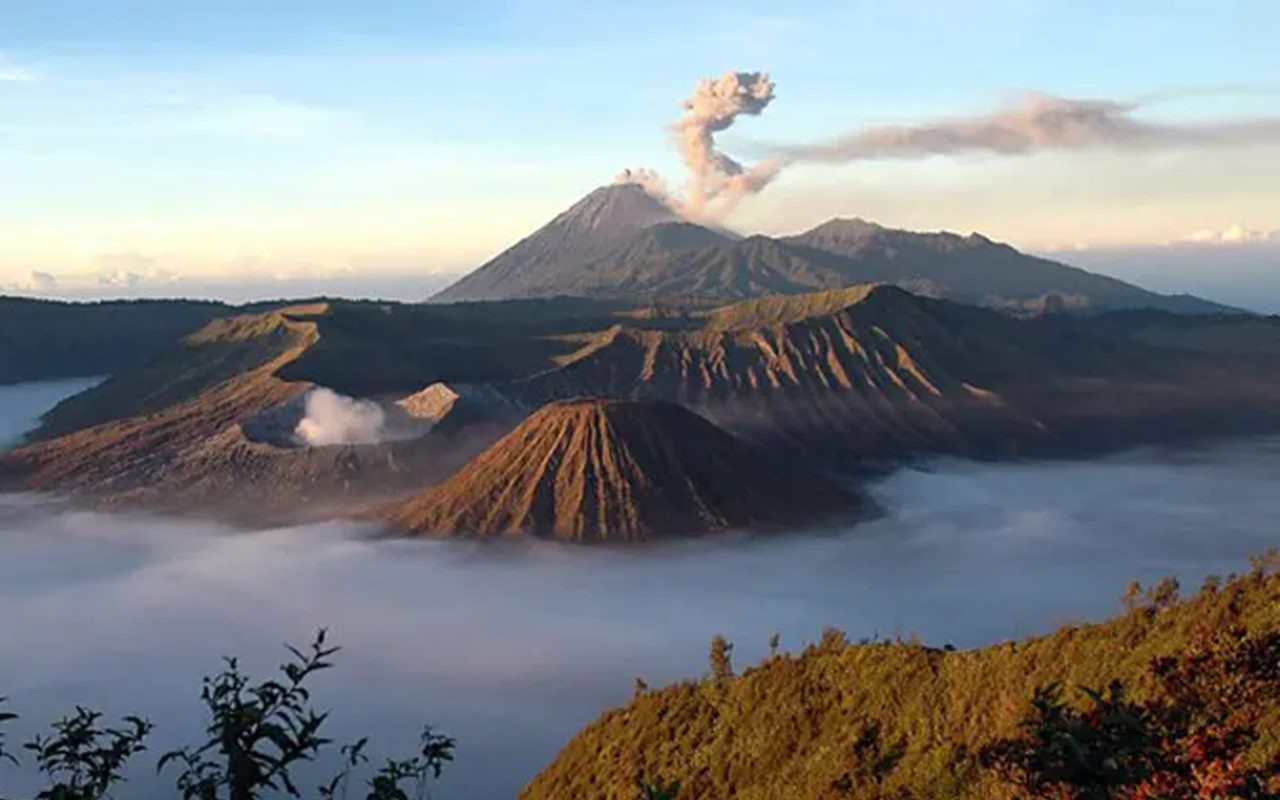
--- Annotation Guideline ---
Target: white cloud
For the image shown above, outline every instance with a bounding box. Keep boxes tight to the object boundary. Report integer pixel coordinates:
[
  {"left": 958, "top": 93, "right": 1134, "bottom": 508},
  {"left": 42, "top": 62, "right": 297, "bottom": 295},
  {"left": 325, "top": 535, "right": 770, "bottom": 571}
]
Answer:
[
  {"left": 2, "top": 270, "right": 59, "bottom": 294},
  {"left": 1180, "top": 224, "right": 1276, "bottom": 246},
  {"left": 95, "top": 251, "right": 181, "bottom": 287},
  {"left": 0, "top": 56, "right": 37, "bottom": 83}
]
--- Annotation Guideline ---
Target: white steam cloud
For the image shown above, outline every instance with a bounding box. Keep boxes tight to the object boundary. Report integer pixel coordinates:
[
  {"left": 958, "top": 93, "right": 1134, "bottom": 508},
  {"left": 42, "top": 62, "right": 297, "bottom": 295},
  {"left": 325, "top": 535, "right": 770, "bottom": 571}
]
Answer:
[
  {"left": 619, "top": 79, "right": 1280, "bottom": 220},
  {"left": 295, "top": 388, "right": 386, "bottom": 446}
]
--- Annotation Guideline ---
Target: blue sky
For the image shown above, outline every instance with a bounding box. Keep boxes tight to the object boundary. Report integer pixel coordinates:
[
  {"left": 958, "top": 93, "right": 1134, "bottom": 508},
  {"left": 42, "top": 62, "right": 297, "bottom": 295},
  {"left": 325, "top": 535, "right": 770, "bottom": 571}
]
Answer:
[{"left": 1, "top": 0, "right": 1278, "bottom": 303}]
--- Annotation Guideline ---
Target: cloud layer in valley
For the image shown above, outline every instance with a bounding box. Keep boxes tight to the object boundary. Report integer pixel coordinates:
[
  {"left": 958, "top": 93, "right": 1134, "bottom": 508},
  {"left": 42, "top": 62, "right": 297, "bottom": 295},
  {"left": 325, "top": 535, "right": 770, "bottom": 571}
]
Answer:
[{"left": 3, "top": 377, "right": 1280, "bottom": 798}]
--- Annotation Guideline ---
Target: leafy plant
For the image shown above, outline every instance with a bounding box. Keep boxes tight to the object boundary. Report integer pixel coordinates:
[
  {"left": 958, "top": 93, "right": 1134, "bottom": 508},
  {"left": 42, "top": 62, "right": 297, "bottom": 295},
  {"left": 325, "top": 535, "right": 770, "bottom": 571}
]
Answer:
[
  {"left": 159, "top": 629, "right": 341, "bottom": 800},
  {"left": 637, "top": 779, "right": 683, "bottom": 800},
  {"left": 708, "top": 635, "right": 733, "bottom": 682},
  {"left": 363, "top": 726, "right": 455, "bottom": 800},
  {"left": 23, "top": 706, "right": 152, "bottom": 800},
  {"left": 0, "top": 697, "right": 17, "bottom": 768}
]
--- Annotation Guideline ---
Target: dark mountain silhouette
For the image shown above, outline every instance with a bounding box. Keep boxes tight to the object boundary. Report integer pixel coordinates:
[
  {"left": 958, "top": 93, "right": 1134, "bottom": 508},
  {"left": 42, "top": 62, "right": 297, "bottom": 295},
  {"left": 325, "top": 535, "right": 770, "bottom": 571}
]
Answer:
[
  {"left": 784, "top": 218, "right": 1233, "bottom": 314},
  {"left": 0, "top": 296, "right": 234, "bottom": 384},
  {"left": 382, "top": 398, "right": 857, "bottom": 542},
  {"left": 430, "top": 185, "right": 1233, "bottom": 314}
]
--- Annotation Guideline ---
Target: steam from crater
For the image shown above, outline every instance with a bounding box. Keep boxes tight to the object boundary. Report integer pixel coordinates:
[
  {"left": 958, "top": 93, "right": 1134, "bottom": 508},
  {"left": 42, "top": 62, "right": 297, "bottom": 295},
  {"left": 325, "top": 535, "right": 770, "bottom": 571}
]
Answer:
[{"left": 295, "top": 388, "right": 386, "bottom": 446}]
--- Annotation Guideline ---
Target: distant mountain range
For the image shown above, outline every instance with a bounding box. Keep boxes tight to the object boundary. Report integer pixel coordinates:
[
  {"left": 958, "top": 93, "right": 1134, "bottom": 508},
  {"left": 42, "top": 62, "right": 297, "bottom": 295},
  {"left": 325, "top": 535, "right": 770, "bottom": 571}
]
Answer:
[{"left": 433, "top": 183, "right": 1233, "bottom": 315}]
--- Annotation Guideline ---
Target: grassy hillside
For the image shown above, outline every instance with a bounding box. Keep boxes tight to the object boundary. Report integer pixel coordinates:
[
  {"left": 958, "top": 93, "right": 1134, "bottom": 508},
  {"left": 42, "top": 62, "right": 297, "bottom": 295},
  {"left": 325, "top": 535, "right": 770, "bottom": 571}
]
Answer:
[{"left": 521, "top": 556, "right": 1280, "bottom": 800}]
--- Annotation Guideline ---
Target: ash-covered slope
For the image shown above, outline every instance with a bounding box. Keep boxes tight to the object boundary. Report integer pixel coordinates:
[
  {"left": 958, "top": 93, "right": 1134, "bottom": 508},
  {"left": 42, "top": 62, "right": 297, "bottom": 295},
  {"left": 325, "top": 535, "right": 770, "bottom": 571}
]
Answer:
[
  {"left": 383, "top": 399, "right": 857, "bottom": 542},
  {"left": 568, "top": 234, "right": 859, "bottom": 301},
  {"left": 432, "top": 184, "right": 681, "bottom": 302}
]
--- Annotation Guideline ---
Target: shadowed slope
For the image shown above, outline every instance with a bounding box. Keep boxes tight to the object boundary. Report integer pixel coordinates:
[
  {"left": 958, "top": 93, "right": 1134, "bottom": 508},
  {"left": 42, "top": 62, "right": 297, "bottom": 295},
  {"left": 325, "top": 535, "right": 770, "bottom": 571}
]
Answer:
[
  {"left": 0, "top": 296, "right": 233, "bottom": 385},
  {"left": 383, "top": 399, "right": 858, "bottom": 542},
  {"left": 786, "top": 218, "right": 1235, "bottom": 314},
  {"left": 432, "top": 184, "right": 680, "bottom": 302}
]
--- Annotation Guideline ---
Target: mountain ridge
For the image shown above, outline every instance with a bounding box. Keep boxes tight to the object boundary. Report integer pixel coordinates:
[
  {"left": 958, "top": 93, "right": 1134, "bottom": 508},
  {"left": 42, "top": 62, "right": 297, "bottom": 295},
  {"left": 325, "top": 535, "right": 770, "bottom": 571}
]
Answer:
[{"left": 430, "top": 184, "right": 1235, "bottom": 315}]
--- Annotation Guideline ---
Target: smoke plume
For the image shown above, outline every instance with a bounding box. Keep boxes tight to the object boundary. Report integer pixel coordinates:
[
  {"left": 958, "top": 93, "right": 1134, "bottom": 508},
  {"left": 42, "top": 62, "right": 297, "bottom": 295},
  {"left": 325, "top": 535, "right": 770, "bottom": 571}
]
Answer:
[
  {"left": 619, "top": 78, "right": 1280, "bottom": 220},
  {"left": 295, "top": 388, "right": 386, "bottom": 446},
  {"left": 619, "top": 70, "right": 778, "bottom": 219},
  {"left": 676, "top": 71, "right": 779, "bottom": 213},
  {"left": 776, "top": 92, "right": 1280, "bottom": 163}
]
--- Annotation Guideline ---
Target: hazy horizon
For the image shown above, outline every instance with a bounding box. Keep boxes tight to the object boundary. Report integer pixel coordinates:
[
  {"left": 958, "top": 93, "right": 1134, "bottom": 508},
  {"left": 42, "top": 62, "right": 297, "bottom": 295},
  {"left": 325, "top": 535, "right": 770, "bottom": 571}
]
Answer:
[{"left": 3, "top": 1, "right": 1277, "bottom": 306}]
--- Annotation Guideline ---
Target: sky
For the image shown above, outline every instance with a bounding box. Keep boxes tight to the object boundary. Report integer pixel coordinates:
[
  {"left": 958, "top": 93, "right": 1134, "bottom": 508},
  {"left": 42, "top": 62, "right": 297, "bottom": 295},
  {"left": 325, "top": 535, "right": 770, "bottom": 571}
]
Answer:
[{"left": 0, "top": 0, "right": 1278, "bottom": 305}]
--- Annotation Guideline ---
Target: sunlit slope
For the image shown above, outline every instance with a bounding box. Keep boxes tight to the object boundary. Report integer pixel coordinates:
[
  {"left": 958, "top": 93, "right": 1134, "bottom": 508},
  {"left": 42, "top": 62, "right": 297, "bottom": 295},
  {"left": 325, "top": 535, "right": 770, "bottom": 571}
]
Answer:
[
  {"left": 0, "top": 306, "right": 323, "bottom": 504},
  {"left": 501, "top": 285, "right": 1266, "bottom": 458},
  {"left": 32, "top": 306, "right": 313, "bottom": 440},
  {"left": 521, "top": 562, "right": 1280, "bottom": 800},
  {"left": 384, "top": 399, "right": 857, "bottom": 542},
  {"left": 0, "top": 298, "right": 658, "bottom": 517}
]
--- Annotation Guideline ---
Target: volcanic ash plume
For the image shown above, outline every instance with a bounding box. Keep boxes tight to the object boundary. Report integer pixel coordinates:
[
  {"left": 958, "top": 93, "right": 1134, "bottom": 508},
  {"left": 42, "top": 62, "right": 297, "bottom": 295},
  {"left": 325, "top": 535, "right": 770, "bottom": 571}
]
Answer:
[
  {"left": 677, "top": 71, "right": 779, "bottom": 213},
  {"left": 618, "top": 70, "right": 778, "bottom": 219},
  {"left": 774, "top": 92, "right": 1280, "bottom": 162},
  {"left": 620, "top": 76, "right": 1280, "bottom": 221}
]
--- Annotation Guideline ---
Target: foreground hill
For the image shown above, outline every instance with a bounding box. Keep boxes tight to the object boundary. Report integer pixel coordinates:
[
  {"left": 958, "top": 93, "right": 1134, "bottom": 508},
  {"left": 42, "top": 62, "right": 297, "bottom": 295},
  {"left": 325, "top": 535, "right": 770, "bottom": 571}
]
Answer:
[
  {"left": 520, "top": 558, "right": 1280, "bottom": 800},
  {"left": 383, "top": 399, "right": 857, "bottom": 542},
  {"left": 0, "top": 296, "right": 233, "bottom": 384},
  {"left": 429, "top": 183, "right": 1231, "bottom": 314}
]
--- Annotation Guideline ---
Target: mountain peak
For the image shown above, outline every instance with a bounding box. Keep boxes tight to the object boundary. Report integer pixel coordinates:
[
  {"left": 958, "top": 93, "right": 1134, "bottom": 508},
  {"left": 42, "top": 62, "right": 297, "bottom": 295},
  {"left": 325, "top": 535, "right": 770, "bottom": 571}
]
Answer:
[
  {"left": 381, "top": 398, "right": 856, "bottom": 542},
  {"left": 560, "top": 183, "right": 679, "bottom": 230},
  {"left": 431, "top": 184, "right": 681, "bottom": 302}
]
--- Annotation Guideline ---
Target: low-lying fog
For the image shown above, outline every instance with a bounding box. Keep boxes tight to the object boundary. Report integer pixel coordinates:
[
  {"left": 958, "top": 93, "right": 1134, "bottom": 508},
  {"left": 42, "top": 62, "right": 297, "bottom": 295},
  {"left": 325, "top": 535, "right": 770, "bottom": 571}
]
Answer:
[{"left": 2, "top": 381, "right": 1279, "bottom": 799}]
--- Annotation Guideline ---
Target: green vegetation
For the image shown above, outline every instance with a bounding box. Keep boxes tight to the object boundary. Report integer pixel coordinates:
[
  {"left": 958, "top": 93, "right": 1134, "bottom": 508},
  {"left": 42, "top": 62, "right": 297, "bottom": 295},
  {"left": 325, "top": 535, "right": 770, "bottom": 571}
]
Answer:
[
  {"left": 520, "top": 554, "right": 1280, "bottom": 800},
  {"left": 981, "top": 620, "right": 1280, "bottom": 798},
  {"left": 0, "top": 631, "right": 452, "bottom": 800}
]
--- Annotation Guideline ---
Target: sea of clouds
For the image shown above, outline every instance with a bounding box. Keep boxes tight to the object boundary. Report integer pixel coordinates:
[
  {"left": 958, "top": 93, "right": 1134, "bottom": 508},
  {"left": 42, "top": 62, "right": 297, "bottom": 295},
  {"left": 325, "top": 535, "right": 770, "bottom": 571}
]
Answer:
[{"left": 1, "top": 381, "right": 1279, "bottom": 798}]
